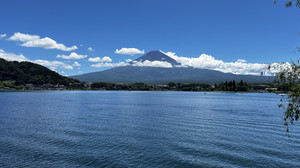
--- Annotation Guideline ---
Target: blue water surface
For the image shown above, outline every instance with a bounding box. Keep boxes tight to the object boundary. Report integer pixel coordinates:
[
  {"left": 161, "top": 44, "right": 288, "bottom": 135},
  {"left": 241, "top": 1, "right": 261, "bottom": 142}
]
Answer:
[{"left": 0, "top": 91, "right": 299, "bottom": 168}]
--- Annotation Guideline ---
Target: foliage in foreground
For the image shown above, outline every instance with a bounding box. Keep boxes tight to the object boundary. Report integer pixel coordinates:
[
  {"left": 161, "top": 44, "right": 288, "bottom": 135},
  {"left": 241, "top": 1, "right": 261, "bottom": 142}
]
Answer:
[
  {"left": 271, "top": 0, "right": 300, "bottom": 132},
  {"left": 269, "top": 61, "right": 300, "bottom": 132}
]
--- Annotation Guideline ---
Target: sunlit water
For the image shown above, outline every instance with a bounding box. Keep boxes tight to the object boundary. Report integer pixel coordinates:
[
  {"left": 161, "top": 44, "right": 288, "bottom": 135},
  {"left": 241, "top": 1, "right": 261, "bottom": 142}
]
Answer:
[{"left": 0, "top": 91, "right": 299, "bottom": 167}]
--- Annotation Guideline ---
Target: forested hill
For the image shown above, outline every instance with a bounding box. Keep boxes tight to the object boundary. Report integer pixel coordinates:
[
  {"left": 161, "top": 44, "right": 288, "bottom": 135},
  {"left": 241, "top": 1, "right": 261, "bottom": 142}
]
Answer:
[{"left": 0, "top": 58, "right": 79, "bottom": 85}]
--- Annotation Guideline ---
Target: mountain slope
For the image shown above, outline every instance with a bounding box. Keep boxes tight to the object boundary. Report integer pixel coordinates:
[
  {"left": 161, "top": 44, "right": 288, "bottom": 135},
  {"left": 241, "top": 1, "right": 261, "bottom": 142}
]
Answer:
[
  {"left": 133, "top": 50, "right": 180, "bottom": 65},
  {"left": 0, "top": 58, "right": 79, "bottom": 85},
  {"left": 73, "top": 66, "right": 272, "bottom": 84},
  {"left": 72, "top": 50, "right": 272, "bottom": 84}
]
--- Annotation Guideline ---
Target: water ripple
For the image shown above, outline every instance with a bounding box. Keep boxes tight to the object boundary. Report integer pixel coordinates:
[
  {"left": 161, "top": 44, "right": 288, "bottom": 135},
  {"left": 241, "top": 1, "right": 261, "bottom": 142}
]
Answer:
[{"left": 0, "top": 91, "right": 299, "bottom": 167}]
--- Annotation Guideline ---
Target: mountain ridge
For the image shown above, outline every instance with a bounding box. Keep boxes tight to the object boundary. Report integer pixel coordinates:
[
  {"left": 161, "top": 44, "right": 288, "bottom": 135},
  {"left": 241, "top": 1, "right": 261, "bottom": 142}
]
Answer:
[
  {"left": 0, "top": 58, "right": 79, "bottom": 85},
  {"left": 73, "top": 66, "right": 272, "bottom": 84},
  {"left": 72, "top": 51, "right": 272, "bottom": 84},
  {"left": 132, "top": 50, "right": 180, "bottom": 66}
]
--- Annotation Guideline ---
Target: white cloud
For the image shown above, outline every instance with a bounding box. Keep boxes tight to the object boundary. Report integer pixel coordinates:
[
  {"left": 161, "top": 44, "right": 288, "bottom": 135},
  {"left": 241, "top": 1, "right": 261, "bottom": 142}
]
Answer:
[
  {"left": 236, "top": 59, "right": 247, "bottom": 63},
  {"left": 57, "top": 52, "right": 87, "bottom": 59},
  {"left": 90, "top": 60, "right": 172, "bottom": 68},
  {"left": 102, "top": 56, "right": 112, "bottom": 62},
  {"left": 161, "top": 51, "right": 286, "bottom": 75},
  {"left": 0, "top": 49, "right": 29, "bottom": 62},
  {"left": 8, "top": 32, "right": 77, "bottom": 51},
  {"left": 115, "top": 48, "right": 145, "bottom": 55},
  {"left": 87, "top": 47, "right": 94, "bottom": 52},
  {"left": 33, "top": 59, "right": 73, "bottom": 70},
  {"left": 8, "top": 32, "right": 39, "bottom": 42},
  {"left": 0, "top": 34, "right": 6, "bottom": 39},
  {"left": 90, "top": 51, "right": 291, "bottom": 74},
  {"left": 131, "top": 60, "right": 173, "bottom": 68},
  {"left": 88, "top": 57, "right": 101, "bottom": 62},
  {"left": 91, "top": 62, "right": 128, "bottom": 68},
  {"left": 73, "top": 61, "right": 81, "bottom": 67},
  {"left": 88, "top": 56, "right": 112, "bottom": 62}
]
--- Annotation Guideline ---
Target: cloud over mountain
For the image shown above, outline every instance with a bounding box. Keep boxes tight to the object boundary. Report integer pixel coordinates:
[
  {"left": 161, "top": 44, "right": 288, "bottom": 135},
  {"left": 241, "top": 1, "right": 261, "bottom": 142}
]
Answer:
[
  {"left": 131, "top": 60, "right": 173, "bottom": 68},
  {"left": 0, "top": 49, "right": 28, "bottom": 62},
  {"left": 91, "top": 62, "right": 127, "bottom": 68},
  {"left": 102, "top": 56, "right": 112, "bottom": 62},
  {"left": 88, "top": 56, "right": 112, "bottom": 62},
  {"left": 8, "top": 32, "right": 78, "bottom": 51},
  {"left": 0, "top": 49, "right": 73, "bottom": 70},
  {"left": 115, "top": 48, "right": 145, "bottom": 56},
  {"left": 57, "top": 52, "right": 87, "bottom": 59},
  {"left": 33, "top": 60, "right": 73, "bottom": 70},
  {"left": 87, "top": 50, "right": 290, "bottom": 75},
  {"left": 91, "top": 60, "right": 173, "bottom": 68},
  {"left": 161, "top": 51, "right": 284, "bottom": 75}
]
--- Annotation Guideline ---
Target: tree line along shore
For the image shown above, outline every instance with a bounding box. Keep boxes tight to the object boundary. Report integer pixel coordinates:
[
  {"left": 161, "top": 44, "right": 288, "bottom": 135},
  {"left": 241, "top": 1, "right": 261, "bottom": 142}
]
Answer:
[
  {"left": 0, "top": 80, "right": 279, "bottom": 93},
  {"left": 0, "top": 58, "right": 281, "bottom": 92}
]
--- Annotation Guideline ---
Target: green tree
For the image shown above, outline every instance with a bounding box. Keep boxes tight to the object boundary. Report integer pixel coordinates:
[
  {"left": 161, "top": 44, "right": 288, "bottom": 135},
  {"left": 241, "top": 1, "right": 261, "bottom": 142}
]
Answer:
[
  {"left": 269, "top": 61, "right": 300, "bottom": 132},
  {"left": 233, "top": 80, "right": 237, "bottom": 92},
  {"left": 168, "top": 82, "right": 176, "bottom": 88}
]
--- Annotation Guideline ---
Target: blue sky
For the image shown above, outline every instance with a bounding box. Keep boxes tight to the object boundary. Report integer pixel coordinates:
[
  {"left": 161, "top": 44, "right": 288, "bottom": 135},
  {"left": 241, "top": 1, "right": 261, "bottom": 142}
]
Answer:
[{"left": 0, "top": 0, "right": 299, "bottom": 76}]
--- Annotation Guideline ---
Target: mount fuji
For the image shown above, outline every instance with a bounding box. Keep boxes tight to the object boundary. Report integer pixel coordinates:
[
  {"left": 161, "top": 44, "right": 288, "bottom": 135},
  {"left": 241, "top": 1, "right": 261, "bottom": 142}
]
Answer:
[{"left": 72, "top": 51, "right": 272, "bottom": 84}]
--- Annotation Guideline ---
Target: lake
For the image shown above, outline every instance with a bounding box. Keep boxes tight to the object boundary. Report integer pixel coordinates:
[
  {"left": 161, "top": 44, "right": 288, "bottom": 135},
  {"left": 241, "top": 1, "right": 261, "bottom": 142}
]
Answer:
[{"left": 0, "top": 91, "right": 299, "bottom": 167}]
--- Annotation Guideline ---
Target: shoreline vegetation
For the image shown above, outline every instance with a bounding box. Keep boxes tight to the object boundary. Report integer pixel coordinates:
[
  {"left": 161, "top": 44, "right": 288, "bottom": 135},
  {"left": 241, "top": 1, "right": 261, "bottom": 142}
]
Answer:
[
  {"left": 0, "top": 80, "right": 279, "bottom": 93},
  {"left": 0, "top": 58, "right": 280, "bottom": 93}
]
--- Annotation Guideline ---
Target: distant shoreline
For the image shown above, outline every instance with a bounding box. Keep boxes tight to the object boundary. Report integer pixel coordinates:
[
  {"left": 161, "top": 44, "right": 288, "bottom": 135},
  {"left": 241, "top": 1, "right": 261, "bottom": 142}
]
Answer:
[{"left": 0, "top": 89, "right": 279, "bottom": 94}]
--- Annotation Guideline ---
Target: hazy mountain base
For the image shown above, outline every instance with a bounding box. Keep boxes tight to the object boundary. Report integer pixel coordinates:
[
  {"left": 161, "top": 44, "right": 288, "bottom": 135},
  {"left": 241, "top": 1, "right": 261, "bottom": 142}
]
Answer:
[{"left": 72, "top": 66, "right": 273, "bottom": 84}]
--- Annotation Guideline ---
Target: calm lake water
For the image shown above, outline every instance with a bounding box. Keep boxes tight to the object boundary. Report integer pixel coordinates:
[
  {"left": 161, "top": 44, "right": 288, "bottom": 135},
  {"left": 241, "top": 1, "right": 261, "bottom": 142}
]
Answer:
[{"left": 0, "top": 91, "right": 299, "bottom": 167}]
